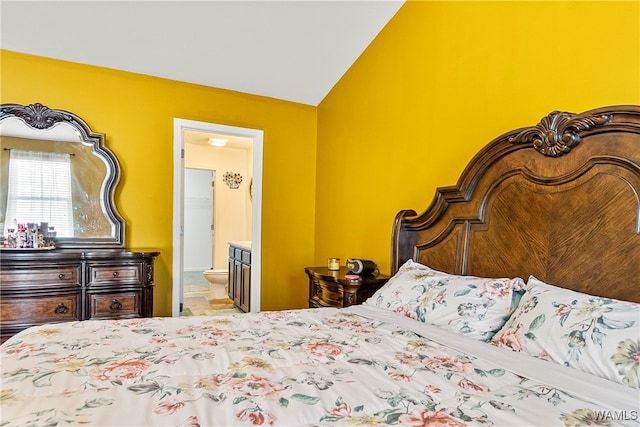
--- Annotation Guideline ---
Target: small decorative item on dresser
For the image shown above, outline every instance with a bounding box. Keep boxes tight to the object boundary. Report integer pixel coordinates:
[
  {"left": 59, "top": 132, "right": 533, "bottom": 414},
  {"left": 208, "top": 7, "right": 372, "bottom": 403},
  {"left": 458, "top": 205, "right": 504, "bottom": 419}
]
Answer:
[
  {"left": 327, "top": 257, "right": 340, "bottom": 270},
  {"left": 305, "top": 266, "right": 390, "bottom": 308}
]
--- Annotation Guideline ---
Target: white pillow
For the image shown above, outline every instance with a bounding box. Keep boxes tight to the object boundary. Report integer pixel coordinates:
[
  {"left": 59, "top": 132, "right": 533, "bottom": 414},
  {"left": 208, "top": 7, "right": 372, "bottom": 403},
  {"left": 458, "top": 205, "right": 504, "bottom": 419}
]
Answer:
[
  {"left": 365, "top": 260, "right": 525, "bottom": 341},
  {"left": 491, "top": 276, "right": 640, "bottom": 388}
]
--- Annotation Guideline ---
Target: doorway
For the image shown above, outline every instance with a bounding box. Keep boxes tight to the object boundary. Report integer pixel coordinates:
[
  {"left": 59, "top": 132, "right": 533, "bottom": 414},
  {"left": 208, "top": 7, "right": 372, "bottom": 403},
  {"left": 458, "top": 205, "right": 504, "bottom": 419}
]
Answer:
[
  {"left": 172, "top": 119, "right": 263, "bottom": 317},
  {"left": 181, "top": 168, "right": 219, "bottom": 316}
]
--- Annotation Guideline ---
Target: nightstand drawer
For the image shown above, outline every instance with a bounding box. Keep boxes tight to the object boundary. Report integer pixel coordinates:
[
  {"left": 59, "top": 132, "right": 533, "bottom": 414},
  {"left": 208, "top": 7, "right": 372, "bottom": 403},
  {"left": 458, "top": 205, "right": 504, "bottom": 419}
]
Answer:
[
  {"left": 87, "top": 291, "right": 142, "bottom": 319},
  {"left": 0, "top": 294, "right": 80, "bottom": 324},
  {"left": 87, "top": 264, "right": 143, "bottom": 285},
  {"left": 314, "top": 279, "right": 343, "bottom": 305}
]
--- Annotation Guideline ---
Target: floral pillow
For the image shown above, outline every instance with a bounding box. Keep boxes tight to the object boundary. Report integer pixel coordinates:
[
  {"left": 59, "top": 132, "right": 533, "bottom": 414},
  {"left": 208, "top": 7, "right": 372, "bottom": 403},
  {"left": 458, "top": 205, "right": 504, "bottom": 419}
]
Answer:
[
  {"left": 491, "top": 276, "right": 640, "bottom": 389},
  {"left": 364, "top": 260, "right": 525, "bottom": 341}
]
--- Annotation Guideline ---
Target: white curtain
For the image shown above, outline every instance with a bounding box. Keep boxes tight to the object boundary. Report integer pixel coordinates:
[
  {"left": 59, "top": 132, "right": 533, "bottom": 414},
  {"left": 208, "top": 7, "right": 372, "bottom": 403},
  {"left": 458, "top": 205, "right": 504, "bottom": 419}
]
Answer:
[{"left": 5, "top": 149, "right": 74, "bottom": 236}]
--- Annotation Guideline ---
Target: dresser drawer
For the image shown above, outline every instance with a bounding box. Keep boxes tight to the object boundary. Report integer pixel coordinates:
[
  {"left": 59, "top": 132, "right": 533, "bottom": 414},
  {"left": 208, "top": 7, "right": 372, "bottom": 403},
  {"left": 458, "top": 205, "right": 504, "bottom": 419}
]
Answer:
[
  {"left": 0, "top": 294, "right": 80, "bottom": 324},
  {"left": 0, "top": 266, "right": 81, "bottom": 290},
  {"left": 87, "top": 264, "right": 143, "bottom": 286},
  {"left": 87, "top": 291, "right": 142, "bottom": 319}
]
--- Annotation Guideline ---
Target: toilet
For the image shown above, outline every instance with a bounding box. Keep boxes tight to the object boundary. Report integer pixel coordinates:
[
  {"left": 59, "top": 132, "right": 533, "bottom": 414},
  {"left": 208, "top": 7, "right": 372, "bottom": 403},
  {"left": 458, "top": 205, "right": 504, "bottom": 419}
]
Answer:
[{"left": 203, "top": 269, "right": 229, "bottom": 301}]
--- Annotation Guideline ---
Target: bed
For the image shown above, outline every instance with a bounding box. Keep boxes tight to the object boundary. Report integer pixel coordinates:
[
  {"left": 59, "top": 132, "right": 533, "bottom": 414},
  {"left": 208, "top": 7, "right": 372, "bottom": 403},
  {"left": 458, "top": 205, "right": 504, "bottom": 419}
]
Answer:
[{"left": 1, "top": 105, "right": 639, "bottom": 426}]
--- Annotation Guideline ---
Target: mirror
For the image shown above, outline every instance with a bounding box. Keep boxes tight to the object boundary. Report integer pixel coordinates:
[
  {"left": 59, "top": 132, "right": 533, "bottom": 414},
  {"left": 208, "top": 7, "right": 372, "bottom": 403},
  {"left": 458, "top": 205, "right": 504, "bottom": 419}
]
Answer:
[{"left": 0, "top": 103, "right": 124, "bottom": 249}]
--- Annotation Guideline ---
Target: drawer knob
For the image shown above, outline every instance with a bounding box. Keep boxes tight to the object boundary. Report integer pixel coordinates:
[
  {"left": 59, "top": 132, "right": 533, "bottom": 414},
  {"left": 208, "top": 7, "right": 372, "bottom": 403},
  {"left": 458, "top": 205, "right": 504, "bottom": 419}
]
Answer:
[
  {"left": 54, "top": 303, "right": 69, "bottom": 314},
  {"left": 112, "top": 271, "right": 119, "bottom": 277},
  {"left": 110, "top": 299, "right": 123, "bottom": 310},
  {"left": 58, "top": 273, "right": 65, "bottom": 280}
]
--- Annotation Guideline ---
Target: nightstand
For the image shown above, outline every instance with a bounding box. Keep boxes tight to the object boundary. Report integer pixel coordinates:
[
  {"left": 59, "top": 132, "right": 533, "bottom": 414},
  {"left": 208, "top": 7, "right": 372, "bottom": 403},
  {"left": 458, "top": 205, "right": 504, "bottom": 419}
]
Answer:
[{"left": 305, "top": 266, "right": 390, "bottom": 308}]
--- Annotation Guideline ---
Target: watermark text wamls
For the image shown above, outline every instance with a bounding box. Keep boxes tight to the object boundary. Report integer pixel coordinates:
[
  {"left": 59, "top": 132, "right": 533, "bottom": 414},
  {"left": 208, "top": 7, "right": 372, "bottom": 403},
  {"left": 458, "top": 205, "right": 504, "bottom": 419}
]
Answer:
[{"left": 593, "top": 410, "right": 638, "bottom": 421}]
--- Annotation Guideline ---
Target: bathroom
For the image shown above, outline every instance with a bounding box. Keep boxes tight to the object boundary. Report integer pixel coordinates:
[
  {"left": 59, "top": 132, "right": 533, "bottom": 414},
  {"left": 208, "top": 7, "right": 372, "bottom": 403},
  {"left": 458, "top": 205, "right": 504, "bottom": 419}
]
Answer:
[{"left": 182, "top": 130, "right": 253, "bottom": 315}]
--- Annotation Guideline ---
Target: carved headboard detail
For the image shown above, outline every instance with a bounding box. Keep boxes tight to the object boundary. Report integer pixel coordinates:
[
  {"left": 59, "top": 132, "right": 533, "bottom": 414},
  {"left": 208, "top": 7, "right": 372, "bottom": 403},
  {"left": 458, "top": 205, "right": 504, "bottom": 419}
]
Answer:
[
  {"left": 391, "top": 106, "right": 640, "bottom": 302},
  {"left": 508, "top": 109, "right": 612, "bottom": 157}
]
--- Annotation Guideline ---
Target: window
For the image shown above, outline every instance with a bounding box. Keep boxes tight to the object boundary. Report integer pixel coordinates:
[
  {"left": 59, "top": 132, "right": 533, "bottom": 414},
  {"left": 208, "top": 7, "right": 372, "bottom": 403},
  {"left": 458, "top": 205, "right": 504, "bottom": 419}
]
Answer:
[{"left": 5, "top": 149, "right": 74, "bottom": 236}]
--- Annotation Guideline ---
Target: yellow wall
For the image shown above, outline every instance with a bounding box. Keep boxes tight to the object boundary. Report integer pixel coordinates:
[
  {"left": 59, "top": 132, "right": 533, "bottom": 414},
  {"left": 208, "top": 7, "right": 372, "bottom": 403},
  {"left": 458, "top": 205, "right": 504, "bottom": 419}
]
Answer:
[
  {"left": 316, "top": 1, "right": 640, "bottom": 275},
  {"left": 0, "top": 50, "right": 318, "bottom": 314},
  {"left": 2, "top": 1, "right": 638, "bottom": 314}
]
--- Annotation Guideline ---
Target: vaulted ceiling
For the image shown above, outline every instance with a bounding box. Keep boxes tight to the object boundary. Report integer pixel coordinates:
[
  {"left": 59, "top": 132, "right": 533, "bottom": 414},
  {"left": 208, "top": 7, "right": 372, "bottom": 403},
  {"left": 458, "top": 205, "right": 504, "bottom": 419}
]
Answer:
[{"left": 1, "top": 1, "right": 404, "bottom": 106}]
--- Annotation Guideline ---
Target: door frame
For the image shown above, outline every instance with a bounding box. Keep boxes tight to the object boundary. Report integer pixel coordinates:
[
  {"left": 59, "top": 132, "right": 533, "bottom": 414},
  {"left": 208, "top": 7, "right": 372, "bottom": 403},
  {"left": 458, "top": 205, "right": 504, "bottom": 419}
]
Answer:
[{"left": 172, "top": 118, "right": 263, "bottom": 316}]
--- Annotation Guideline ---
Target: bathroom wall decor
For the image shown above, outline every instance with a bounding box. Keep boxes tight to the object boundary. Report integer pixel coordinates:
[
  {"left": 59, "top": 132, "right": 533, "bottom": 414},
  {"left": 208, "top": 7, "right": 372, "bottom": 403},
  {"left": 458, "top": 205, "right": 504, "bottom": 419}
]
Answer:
[{"left": 223, "top": 171, "right": 242, "bottom": 189}]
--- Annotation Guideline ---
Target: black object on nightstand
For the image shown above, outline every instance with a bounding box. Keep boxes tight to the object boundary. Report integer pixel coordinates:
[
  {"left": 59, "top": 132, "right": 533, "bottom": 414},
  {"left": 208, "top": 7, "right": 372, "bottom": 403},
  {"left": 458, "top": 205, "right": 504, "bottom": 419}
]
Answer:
[{"left": 305, "top": 266, "right": 390, "bottom": 308}]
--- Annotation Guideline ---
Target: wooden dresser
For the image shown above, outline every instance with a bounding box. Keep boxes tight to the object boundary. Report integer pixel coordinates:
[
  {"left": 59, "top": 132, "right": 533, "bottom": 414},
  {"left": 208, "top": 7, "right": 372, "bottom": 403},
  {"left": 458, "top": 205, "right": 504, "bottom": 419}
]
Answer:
[
  {"left": 0, "top": 103, "right": 162, "bottom": 343},
  {"left": 0, "top": 249, "right": 159, "bottom": 343},
  {"left": 306, "top": 266, "right": 390, "bottom": 308}
]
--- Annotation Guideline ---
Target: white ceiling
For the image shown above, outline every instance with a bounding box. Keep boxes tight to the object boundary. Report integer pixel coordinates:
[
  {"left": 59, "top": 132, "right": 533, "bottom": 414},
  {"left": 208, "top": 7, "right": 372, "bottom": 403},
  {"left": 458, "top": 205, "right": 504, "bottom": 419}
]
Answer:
[{"left": 0, "top": 1, "right": 404, "bottom": 106}]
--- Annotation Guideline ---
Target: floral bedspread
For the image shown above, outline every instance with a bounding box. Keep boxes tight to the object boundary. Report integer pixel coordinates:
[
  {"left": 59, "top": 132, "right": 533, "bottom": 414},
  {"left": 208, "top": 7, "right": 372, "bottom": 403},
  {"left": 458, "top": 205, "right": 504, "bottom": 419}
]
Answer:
[{"left": 1, "top": 307, "right": 636, "bottom": 426}]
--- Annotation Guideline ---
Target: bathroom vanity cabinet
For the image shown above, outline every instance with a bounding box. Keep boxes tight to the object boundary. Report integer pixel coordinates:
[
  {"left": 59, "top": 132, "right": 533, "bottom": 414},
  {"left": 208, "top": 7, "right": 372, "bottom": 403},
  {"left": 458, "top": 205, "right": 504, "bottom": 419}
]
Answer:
[{"left": 228, "top": 242, "right": 251, "bottom": 312}]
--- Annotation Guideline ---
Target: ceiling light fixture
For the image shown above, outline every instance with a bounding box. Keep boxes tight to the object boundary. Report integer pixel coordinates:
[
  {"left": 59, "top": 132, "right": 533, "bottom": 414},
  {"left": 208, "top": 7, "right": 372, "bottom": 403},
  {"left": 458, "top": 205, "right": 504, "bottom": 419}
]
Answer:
[{"left": 208, "top": 137, "right": 228, "bottom": 147}]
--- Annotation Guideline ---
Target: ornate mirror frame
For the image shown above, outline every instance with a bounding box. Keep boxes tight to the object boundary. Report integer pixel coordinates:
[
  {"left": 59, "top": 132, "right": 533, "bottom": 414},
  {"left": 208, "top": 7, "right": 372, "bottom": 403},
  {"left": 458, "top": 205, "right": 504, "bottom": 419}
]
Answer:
[{"left": 0, "top": 103, "right": 125, "bottom": 249}]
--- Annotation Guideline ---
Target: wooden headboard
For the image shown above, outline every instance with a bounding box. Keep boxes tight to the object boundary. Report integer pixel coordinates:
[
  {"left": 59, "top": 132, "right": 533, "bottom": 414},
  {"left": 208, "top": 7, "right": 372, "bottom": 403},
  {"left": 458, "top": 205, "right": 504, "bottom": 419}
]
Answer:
[{"left": 391, "top": 105, "right": 640, "bottom": 303}]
